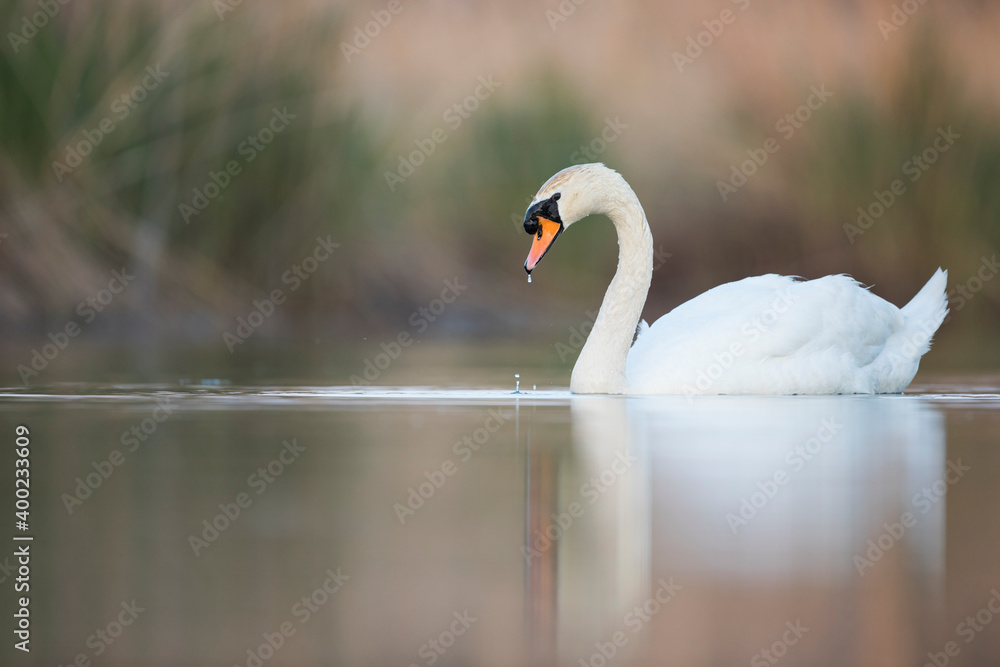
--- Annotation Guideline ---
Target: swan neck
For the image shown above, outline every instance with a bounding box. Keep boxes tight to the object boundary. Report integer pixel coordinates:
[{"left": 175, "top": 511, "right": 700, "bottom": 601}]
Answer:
[{"left": 570, "top": 183, "right": 653, "bottom": 394}]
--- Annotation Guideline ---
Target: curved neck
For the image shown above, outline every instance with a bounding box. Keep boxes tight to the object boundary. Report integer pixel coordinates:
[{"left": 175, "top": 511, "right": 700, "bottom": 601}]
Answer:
[{"left": 570, "top": 182, "right": 653, "bottom": 394}]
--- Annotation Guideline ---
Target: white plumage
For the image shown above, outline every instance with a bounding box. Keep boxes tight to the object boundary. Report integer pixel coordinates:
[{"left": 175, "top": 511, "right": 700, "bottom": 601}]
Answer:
[
  {"left": 521, "top": 163, "right": 948, "bottom": 395},
  {"left": 628, "top": 270, "right": 947, "bottom": 395}
]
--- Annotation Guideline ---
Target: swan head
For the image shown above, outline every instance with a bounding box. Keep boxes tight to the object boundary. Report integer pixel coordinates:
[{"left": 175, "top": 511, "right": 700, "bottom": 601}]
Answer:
[{"left": 522, "top": 163, "right": 618, "bottom": 274}]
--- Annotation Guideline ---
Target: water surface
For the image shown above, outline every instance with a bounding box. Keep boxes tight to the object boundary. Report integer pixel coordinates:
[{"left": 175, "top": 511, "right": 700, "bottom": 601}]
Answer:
[{"left": 1, "top": 376, "right": 999, "bottom": 666}]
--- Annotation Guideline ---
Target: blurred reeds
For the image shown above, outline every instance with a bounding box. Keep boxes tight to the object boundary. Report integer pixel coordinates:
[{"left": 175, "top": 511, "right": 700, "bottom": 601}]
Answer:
[{"left": 1, "top": 0, "right": 998, "bottom": 379}]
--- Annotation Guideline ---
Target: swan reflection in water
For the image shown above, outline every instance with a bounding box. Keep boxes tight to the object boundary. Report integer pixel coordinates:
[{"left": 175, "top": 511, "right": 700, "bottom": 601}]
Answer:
[{"left": 524, "top": 394, "right": 946, "bottom": 666}]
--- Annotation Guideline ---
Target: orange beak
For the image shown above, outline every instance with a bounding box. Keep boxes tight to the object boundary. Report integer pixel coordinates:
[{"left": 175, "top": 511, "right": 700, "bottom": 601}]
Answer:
[{"left": 524, "top": 217, "right": 563, "bottom": 274}]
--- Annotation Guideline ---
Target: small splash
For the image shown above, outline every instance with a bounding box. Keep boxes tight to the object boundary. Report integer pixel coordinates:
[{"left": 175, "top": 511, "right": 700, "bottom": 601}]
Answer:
[
  {"left": 527, "top": 274, "right": 532, "bottom": 283},
  {"left": 533, "top": 384, "right": 536, "bottom": 391},
  {"left": 514, "top": 373, "right": 520, "bottom": 394}
]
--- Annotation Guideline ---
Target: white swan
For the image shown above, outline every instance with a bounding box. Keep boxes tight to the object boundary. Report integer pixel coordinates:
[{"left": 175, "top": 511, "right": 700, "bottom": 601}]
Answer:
[{"left": 521, "top": 163, "right": 949, "bottom": 395}]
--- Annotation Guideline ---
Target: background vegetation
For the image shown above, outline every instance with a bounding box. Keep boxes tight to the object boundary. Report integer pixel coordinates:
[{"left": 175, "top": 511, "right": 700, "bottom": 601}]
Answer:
[{"left": 1, "top": 0, "right": 998, "bottom": 384}]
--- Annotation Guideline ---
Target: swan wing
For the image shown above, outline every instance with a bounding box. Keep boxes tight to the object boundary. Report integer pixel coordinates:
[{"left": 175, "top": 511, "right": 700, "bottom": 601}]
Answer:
[{"left": 626, "top": 274, "right": 912, "bottom": 394}]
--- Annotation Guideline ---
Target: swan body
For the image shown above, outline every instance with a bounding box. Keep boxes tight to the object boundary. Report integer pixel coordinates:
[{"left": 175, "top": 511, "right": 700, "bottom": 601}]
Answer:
[{"left": 520, "top": 163, "right": 948, "bottom": 395}]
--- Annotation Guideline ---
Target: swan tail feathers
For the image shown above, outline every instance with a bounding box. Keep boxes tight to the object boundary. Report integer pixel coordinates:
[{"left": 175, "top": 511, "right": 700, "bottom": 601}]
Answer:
[{"left": 899, "top": 268, "right": 948, "bottom": 357}]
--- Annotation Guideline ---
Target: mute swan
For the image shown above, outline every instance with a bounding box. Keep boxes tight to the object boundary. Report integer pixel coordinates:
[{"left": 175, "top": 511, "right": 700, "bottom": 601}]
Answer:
[{"left": 521, "top": 163, "right": 948, "bottom": 395}]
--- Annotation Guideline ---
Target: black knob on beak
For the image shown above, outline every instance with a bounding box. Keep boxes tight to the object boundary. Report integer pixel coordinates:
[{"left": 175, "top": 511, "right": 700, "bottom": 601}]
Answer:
[{"left": 523, "top": 202, "right": 541, "bottom": 235}]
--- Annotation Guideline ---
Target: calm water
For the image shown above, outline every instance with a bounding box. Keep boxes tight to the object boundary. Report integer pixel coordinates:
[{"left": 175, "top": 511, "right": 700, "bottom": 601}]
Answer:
[{"left": 1, "top": 376, "right": 999, "bottom": 667}]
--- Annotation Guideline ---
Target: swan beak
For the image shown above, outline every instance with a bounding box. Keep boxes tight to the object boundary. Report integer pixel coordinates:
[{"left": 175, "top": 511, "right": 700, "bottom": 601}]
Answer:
[{"left": 524, "top": 217, "right": 563, "bottom": 274}]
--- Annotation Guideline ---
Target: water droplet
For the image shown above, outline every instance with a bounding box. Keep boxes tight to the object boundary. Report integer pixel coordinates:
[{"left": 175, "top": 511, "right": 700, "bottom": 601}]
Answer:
[
  {"left": 527, "top": 274, "right": 532, "bottom": 283},
  {"left": 533, "top": 384, "right": 536, "bottom": 391},
  {"left": 514, "top": 373, "right": 520, "bottom": 393}
]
